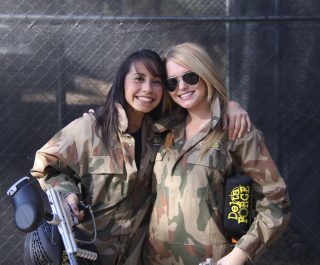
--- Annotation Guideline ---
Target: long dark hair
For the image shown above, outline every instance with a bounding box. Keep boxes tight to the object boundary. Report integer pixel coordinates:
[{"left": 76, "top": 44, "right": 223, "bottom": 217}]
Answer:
[{"left": 95, "top": 49, "right": 167, "bottom": 146}]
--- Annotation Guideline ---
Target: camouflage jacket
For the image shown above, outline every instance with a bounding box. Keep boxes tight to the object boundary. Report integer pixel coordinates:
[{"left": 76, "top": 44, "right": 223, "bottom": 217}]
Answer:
[
  {"left": 143, "top": 99, "right": 290, "bottom": 265},
  {"left": 31, "top": 103, "right": 161, "bottom": 265}
]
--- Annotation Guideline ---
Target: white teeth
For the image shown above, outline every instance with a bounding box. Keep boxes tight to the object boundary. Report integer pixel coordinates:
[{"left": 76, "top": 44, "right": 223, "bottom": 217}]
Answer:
[
  {"left": 137, "top": 96, "right": 152, "bottom": 102},
  {"left": 179, "top": 91, "right": 193, "bottom": 99}
]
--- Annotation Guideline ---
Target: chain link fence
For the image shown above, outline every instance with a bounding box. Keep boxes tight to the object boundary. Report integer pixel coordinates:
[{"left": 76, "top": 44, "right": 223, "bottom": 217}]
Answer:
[{"left": 1, "top": 0, "right": 320, "bottom": 264}]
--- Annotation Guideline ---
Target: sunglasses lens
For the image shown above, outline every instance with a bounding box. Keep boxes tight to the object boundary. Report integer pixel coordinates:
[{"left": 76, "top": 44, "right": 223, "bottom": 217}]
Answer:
[
  {"left": 183, "top": 72, "right": 199, "bottom": 85},
  {"left": 164, "top": 78, "right": 178, "bottom": 92},
  {"left": 164, "top": 72, "right": 199, "bottom": 92}
]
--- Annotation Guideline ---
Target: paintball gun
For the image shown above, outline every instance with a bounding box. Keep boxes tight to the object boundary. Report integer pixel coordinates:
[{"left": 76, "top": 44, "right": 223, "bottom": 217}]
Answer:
[{"left": 7, "top": 176, "right": 98, "bottom": 265}]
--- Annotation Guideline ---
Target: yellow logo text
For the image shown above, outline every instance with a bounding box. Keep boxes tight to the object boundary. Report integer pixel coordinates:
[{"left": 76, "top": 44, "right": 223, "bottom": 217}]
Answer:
[{"left": 227, "top": 185, "right": 250, "bottom": 224}]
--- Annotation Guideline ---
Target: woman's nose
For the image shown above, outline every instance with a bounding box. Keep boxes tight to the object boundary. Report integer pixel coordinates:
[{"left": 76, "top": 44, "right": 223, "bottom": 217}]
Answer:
[
  {"left": 142, "top": 82, "right": 152, "bottom": 92},
  {"left": 177, "top": 78, "right": 187, "bottom": 90}
]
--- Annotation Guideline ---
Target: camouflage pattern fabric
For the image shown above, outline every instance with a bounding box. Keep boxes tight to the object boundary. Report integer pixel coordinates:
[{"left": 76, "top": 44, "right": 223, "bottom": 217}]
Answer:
[
  {"left": 143, "top": 99, "right": 290, "bottom": 265},
  {"left": 31, "top": 103, "right": 161, "bottom": 265}
]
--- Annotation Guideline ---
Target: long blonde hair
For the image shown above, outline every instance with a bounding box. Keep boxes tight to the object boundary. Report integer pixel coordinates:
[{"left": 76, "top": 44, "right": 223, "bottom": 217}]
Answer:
[{"left": 163, "top": 42, "right": 229, "bottom": 152}]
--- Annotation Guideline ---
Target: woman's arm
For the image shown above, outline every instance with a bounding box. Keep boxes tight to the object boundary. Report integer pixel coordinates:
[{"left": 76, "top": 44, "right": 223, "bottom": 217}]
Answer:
[
  {"left": 30, "top": 117, "right": 90, "bottom": 219},
  {"left": 217, "top": 247, "right": 248, "bottom": 265},
  {"left": 223, "top": 101, "right": 251, "bottom": 141},
  {"left": 228, "top": 128, "right": 290, "bottom": 262}
]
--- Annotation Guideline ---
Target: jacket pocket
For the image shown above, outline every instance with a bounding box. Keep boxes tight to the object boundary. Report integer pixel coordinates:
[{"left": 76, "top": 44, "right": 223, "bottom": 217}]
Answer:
[
  {"left": 181, "top": 151, "right": 228, "bottom": 244},
  {"left": 187, "top": 149, "right": 228, "bottom": 173},
  {"left": 83, "top": 155, "right": 125, "bottom": 209},
  {"left": 88, "top": 155, "right": 123, "bottom": 174}
]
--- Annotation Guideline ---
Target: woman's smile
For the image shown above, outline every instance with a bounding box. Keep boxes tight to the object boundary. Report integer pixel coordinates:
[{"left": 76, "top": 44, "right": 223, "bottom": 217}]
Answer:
[{"left": 177, "top": 90, "right": 195, "bottom": 100}]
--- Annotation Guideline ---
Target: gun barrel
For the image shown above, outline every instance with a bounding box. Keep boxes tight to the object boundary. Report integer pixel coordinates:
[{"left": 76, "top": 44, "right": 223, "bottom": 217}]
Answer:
[
  {"left": 46, "top": 189, "right": 78, "bottom": 254},
  {"left": 67, "top": 252, "right": 79, "bottom": 265},
  {"left": 46, "top": 188, "right": 98, "bottom": 262}
]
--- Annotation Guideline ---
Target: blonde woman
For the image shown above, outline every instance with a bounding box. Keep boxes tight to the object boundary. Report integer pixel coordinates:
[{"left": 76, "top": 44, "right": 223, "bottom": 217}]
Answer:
[{"left": 143, "top": 43, "right": 290, "bottom": 265}]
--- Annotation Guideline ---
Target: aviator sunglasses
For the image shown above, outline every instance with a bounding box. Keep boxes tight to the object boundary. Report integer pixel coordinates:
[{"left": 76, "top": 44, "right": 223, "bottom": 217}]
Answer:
[{"left": 163, "top": 71, "right": 200, "bottom": 92}]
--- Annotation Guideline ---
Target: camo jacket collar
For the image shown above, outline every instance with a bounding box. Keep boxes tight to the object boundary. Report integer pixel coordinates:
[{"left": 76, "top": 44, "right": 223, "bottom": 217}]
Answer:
[
  {"left": 167, "top": 97, "right": 221, "bottom": 135},
  {"left": 167, "top": 98, "right": 221, "bottom": 152},
  {"left": 115, "top": 103, "right": 130, "bottom": 133},
  {"left": 153, "top": 106, "right": 187, "bottom": 134},
  {"left": 209, "top": 96, "right": 221, "bottom": 129},
  {"left": 115, "top": 102, "right": 158, "bottom": 137}
]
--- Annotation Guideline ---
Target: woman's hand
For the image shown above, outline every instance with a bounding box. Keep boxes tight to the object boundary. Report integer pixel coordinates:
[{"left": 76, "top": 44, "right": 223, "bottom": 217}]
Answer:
[
  {"left": 65, "top": 192, "right": 85, "bottom": 221},
  {"left": 217, "top": 247, "right": 248, "bottom": 265},
  {"left": 223, "top": 101, "right": 251, "bottom": 141},
  {"left": 83, "top": 109, "right": 95, "bottom": 117}
]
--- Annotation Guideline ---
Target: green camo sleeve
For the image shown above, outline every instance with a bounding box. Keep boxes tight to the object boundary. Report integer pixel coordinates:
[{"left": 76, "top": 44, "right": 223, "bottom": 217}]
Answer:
[
  {"left": 30, "top": 116, "right": 90, "bottom": 198},
  {"left": 230, "top": 127, "right": 291, "bottom": 261},
  {"left": 37, "top": 171, "right": 80, "bottom": 198}
]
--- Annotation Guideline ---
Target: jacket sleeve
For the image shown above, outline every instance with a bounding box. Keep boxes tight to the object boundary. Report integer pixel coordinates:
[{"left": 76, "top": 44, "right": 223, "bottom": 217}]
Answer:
[
  {"left": 229, "top": 127, "right": 291, "bottom": 261},
  {"left": 30, "top": 117, "right": 90, "bottom": 198}
]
